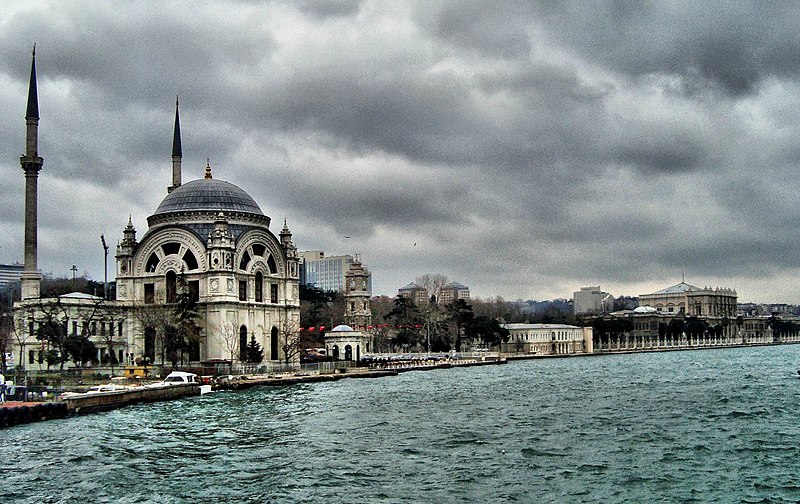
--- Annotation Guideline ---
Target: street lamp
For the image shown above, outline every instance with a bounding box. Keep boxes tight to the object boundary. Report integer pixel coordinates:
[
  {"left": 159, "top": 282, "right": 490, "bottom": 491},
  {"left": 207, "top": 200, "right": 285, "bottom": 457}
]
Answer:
[
  {"left": 100, "top": 235, "right": 109, "bottom": 301},
  {"left": 71, "top": 265, "right": 77, "bottom": 290}
]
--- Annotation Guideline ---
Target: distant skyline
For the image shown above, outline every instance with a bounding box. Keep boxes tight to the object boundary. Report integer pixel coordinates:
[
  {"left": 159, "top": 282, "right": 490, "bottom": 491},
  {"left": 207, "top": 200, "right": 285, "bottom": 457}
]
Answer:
[{"left": 2, "top": 2, "right": 800, "bottom": 303}]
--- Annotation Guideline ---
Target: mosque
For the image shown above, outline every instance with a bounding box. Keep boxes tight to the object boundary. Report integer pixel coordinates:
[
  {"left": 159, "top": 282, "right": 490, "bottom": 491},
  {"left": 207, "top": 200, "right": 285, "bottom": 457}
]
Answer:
[{"left": 13, "top": 50, "right": 301, "bottom": 370}]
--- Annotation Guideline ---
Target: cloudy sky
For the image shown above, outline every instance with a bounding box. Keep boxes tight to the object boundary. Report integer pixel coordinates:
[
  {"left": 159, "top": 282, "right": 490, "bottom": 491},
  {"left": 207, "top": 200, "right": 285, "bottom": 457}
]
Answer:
[{"left": 2, "top": 1, "right": 800, "bottom": 303}]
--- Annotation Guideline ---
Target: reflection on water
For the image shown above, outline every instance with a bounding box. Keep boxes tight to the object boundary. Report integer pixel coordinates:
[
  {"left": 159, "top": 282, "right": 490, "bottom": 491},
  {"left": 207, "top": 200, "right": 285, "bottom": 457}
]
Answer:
[{"left": 2, "top": 345, "right": 800, "bottom": 503}]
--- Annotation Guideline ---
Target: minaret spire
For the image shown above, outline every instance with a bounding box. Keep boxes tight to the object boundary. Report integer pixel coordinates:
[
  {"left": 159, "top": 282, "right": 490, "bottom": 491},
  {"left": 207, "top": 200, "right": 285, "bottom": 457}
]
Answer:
[
  {"left": 168, "top": 95, "right": 182, "bottom": 193},
  {"left": 20, "top": 45, "right": 44, "bottom": 300},
  {"left": 26, "top": 44, "right": 39, "bottom": 120}
]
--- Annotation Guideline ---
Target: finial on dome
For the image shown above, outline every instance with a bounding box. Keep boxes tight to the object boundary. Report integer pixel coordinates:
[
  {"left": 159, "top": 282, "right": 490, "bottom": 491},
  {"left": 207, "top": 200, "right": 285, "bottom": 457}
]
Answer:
[{"left": 204, "top": 159, "right": 212, "bottom": 179}]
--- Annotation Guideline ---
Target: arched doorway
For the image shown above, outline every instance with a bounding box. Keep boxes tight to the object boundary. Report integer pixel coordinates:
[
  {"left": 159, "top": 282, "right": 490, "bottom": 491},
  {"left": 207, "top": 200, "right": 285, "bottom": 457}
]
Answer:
[
  {"left": 344, "top": 344, "right": 352, "bottom": 361},
  {"left": 166, "top": 271, "right": 177, "bottom": 303},
  {"left": 144, "top": 326, "right": 156, "bottom": 362},
  {"left": 239, "top": 325, "right": 248, "bottom": 362},
  {"left": 332, "top": 345, "right": 339, "bottom": 360},
  {"left": 270, "top": 326, "right": 279, "bottom": 360}
]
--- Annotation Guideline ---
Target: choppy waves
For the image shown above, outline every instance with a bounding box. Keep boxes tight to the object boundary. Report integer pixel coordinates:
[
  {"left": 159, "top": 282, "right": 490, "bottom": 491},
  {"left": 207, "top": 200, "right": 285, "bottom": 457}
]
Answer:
[{"left": 3, "top": 346, "right": 800, "bottom": 503}]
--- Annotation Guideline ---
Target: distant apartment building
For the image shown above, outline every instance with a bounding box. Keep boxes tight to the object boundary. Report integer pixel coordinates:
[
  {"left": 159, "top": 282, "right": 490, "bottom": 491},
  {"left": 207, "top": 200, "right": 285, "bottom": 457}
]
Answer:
[
  {"left": 398, "top": 280, "right": 471, "bottom": 305},
  {"left": 299, "top": 251, "right": 372, "bottom": 293},
  {"left": 573, "top": 286, "right": 614, "bottom": 315},
  {"left": 398, "top": 282, "right": 429, "bottom": 304},
  {"left": 0, "top": 263, "right": 23, "bottom": 289},
  {"left": 438, "top": 281, "right": 470, "bottom": 304}
]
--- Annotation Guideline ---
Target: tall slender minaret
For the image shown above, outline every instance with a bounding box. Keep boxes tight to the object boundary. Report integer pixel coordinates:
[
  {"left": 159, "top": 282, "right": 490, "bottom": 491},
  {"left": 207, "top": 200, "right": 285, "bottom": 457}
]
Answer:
[
  {"left": 168, "top": 96, "right": 182, "bottom": 193},
  {"left": 20, "top": 46, "right": 43, "bottom": 300}
]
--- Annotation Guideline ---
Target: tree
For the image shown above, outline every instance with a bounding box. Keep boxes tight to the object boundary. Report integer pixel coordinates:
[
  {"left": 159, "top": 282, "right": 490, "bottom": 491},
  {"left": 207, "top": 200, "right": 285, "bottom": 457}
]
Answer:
[
  {"left": 300, "top": 285, "right": 341, "bottom": 329},
  {"left": 445, "top": 298, "right": 474, "bottom": 352},
  {"left": 98, "top": 308, "right": 127, "bottom": 376},
  {"left": 65, "top": 333, "right": 97, "bottom": 367},
  {"left": 277, "top": 315, "right": 303, "bottom": 366},
  {"left": 471, "top": 315, "right": 510, "bottom": 350},
  {"left": 171, "top": 281, "right": 202, "bottom": 366},
  {"left": 386, "top": 296, "right": 423, "bottom": 351},
  {"left": 245, "top": 335, "right": 264, "bottom": 364},
  {"left": 213, "top": 320, "right": 241, "bottom": 372},
  {"left": 130, "top": 303, "right": 173, "bottom": 365},
  {"left": 415, "top": 273, "right": 449, "bottom": 303}
]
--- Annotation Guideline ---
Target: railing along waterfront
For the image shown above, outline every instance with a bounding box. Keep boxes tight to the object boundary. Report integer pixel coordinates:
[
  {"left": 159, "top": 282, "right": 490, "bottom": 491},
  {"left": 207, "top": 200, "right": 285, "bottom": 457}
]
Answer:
[{"left": 592, "top": 330, "right": 800, "bottom": 353}]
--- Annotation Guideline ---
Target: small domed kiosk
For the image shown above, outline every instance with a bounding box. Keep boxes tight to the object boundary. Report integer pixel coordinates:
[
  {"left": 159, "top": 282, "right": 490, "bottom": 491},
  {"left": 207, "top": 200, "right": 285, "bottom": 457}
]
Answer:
[{"left": 324, "top": 324, "right": 373, "bottom": 362}]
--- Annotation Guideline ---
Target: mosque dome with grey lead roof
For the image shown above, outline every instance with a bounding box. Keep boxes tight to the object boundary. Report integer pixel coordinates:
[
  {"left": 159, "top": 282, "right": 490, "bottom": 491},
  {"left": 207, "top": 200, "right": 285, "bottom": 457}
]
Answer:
[{"left": 152, "top": 178, "right": 264, "bottom": 216}]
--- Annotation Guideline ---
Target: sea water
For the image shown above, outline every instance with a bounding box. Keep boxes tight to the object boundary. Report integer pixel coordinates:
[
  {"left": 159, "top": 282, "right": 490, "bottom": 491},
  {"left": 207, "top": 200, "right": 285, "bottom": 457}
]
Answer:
[{"left": 2, "top": 345, "right": 800, "bottom": 503}]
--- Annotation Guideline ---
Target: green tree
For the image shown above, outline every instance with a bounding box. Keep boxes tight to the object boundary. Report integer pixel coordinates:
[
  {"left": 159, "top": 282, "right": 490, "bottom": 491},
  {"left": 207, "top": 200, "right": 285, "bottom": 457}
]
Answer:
[
  {"left": 245, "top": 335, "right": 264, "bottom": 364},
  {"left": 386, "top": 296, "right": 423, "bottom": 351},
  {"left": 300, "top": 285, "right": 340, "bottom": 330},
  {"left": 65, "top": 333, "right": 97, "bottom": 367},
  {"left": 471, "top": 315, "right": 510, "bottom": 350},
  {"left": 445, "top": 299, "right": 474, "bottom": 352}
]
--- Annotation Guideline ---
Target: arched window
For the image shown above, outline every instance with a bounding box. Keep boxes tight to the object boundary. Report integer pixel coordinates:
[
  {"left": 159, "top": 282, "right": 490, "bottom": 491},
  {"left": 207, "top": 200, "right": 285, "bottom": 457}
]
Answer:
[
  {"left": 271, "top": 326, "right": 279, "bottom": 360},
  {"left": 332, "top": 345, "right": 339, "bottom": 360},
  {"left": 239, "top": 251, "right": 251, "bottom": 271},
  {"left": 344, "top": 345, "right": 352, "bottom": 361},
  {"left": 239, "top": 325, "right": 248, "bottom": 362},
  {"left": 255, "top": 272, "right": 263, "bottom": 302},
  {"left": 166, "top": 271, "right": 177, "bottom": 303},
  {"left": 267, "top": 255, "right": 277, "bottom": 274},
  {"left": 146, "top": 252, "right": 160, "bottom": 273},
  {"left": 183, "top": 249, "right": 199, "bottom": 270}
]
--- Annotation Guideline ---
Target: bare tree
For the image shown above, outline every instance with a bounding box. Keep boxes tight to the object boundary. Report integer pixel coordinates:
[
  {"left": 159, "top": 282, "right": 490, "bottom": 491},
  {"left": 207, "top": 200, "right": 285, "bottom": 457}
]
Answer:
[
  {"left": 129, "top": 302, "right": 173, "bottom": 365},
  {"left": 214, "top": 320, "right": 242, "bottom": 372},
  {"left": 277, "top": 314, "right": 302, "bottom": 366},
  {"left": 415, "top": 273, "right": 449, "bottom": 302},
  {"left": 98, "top": 307, "right": 128, "bottom": 376}
]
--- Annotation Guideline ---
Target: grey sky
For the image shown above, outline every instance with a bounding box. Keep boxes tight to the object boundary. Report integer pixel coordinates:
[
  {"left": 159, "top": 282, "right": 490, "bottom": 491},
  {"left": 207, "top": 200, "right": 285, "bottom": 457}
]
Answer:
[{"left": 1, "top": 0, "right": 800, "bottom": 303}]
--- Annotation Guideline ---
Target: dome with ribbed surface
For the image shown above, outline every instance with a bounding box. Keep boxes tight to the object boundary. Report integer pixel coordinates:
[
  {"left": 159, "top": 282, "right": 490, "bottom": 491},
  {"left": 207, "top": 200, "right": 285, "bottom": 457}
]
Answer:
[{"left": 153, "top": 179, "right": 263, "bottom": 216}]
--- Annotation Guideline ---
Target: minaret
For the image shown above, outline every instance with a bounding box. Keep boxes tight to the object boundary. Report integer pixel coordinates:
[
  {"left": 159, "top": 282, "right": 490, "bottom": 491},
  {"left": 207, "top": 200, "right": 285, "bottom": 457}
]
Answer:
[
  {"left": 20, "top": 46, "right": 43, "bottom": 301},
  {"left": 168, "top": 96, "right": 182, "bottom": 193}
]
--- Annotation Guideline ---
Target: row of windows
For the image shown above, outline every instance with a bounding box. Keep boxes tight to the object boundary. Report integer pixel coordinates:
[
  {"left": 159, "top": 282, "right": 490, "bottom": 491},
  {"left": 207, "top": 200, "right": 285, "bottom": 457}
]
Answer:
[
  {"left": 239, "top": 278, "right": 279, "bottom": 303},
  {"left": 26, "top": 319, "right": 123, "bottom": 338},
  {"left": 143, "top": 274, "right": 283, "bottom": 304},
  {"left": 512, "top": 331, "right": 582, "bottom": 342}
]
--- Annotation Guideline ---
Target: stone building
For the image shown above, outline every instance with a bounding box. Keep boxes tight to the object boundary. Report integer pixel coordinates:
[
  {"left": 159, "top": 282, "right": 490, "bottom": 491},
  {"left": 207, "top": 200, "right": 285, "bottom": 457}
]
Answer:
[
  {"left": 501, "top": 323, "right": 594, "bottom": 355},
  {"left": 637, "top": 282, "right": 737, "bottom": 316},
  {"left": 12, "top": 53, "right": 300, "bottom": 371}
]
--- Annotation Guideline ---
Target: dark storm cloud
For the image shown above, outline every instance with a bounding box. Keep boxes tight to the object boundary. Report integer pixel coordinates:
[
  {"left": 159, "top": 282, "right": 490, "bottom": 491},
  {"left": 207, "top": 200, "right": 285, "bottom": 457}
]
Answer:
[
  {"left": 529, "top": 1, "right": 800, "bottom": 96},
  {"left": 294, "top": 0, "right": 363, "bottom": 19}
]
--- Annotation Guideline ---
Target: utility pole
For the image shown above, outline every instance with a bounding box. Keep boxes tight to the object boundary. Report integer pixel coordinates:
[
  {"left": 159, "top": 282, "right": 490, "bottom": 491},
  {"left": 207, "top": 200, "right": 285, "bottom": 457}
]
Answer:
[{"left": 100, "top": 235, "right": 109, "bottom": 301}]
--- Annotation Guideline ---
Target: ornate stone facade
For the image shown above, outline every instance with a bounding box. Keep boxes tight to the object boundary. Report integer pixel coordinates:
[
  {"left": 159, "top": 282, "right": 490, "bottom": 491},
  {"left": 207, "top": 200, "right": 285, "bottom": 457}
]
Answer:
[
  {"left": 12, "top": 56, "right": 300, "bottom": 370},
  {"left": 638, "top": 282, "right": 737, "bottom": 317}
]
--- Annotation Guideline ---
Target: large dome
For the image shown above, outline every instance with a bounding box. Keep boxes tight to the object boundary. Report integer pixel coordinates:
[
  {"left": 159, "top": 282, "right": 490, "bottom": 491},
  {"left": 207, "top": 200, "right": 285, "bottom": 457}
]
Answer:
[{"left": 152, "top": 178, "right": 263, "bottom": 216}]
